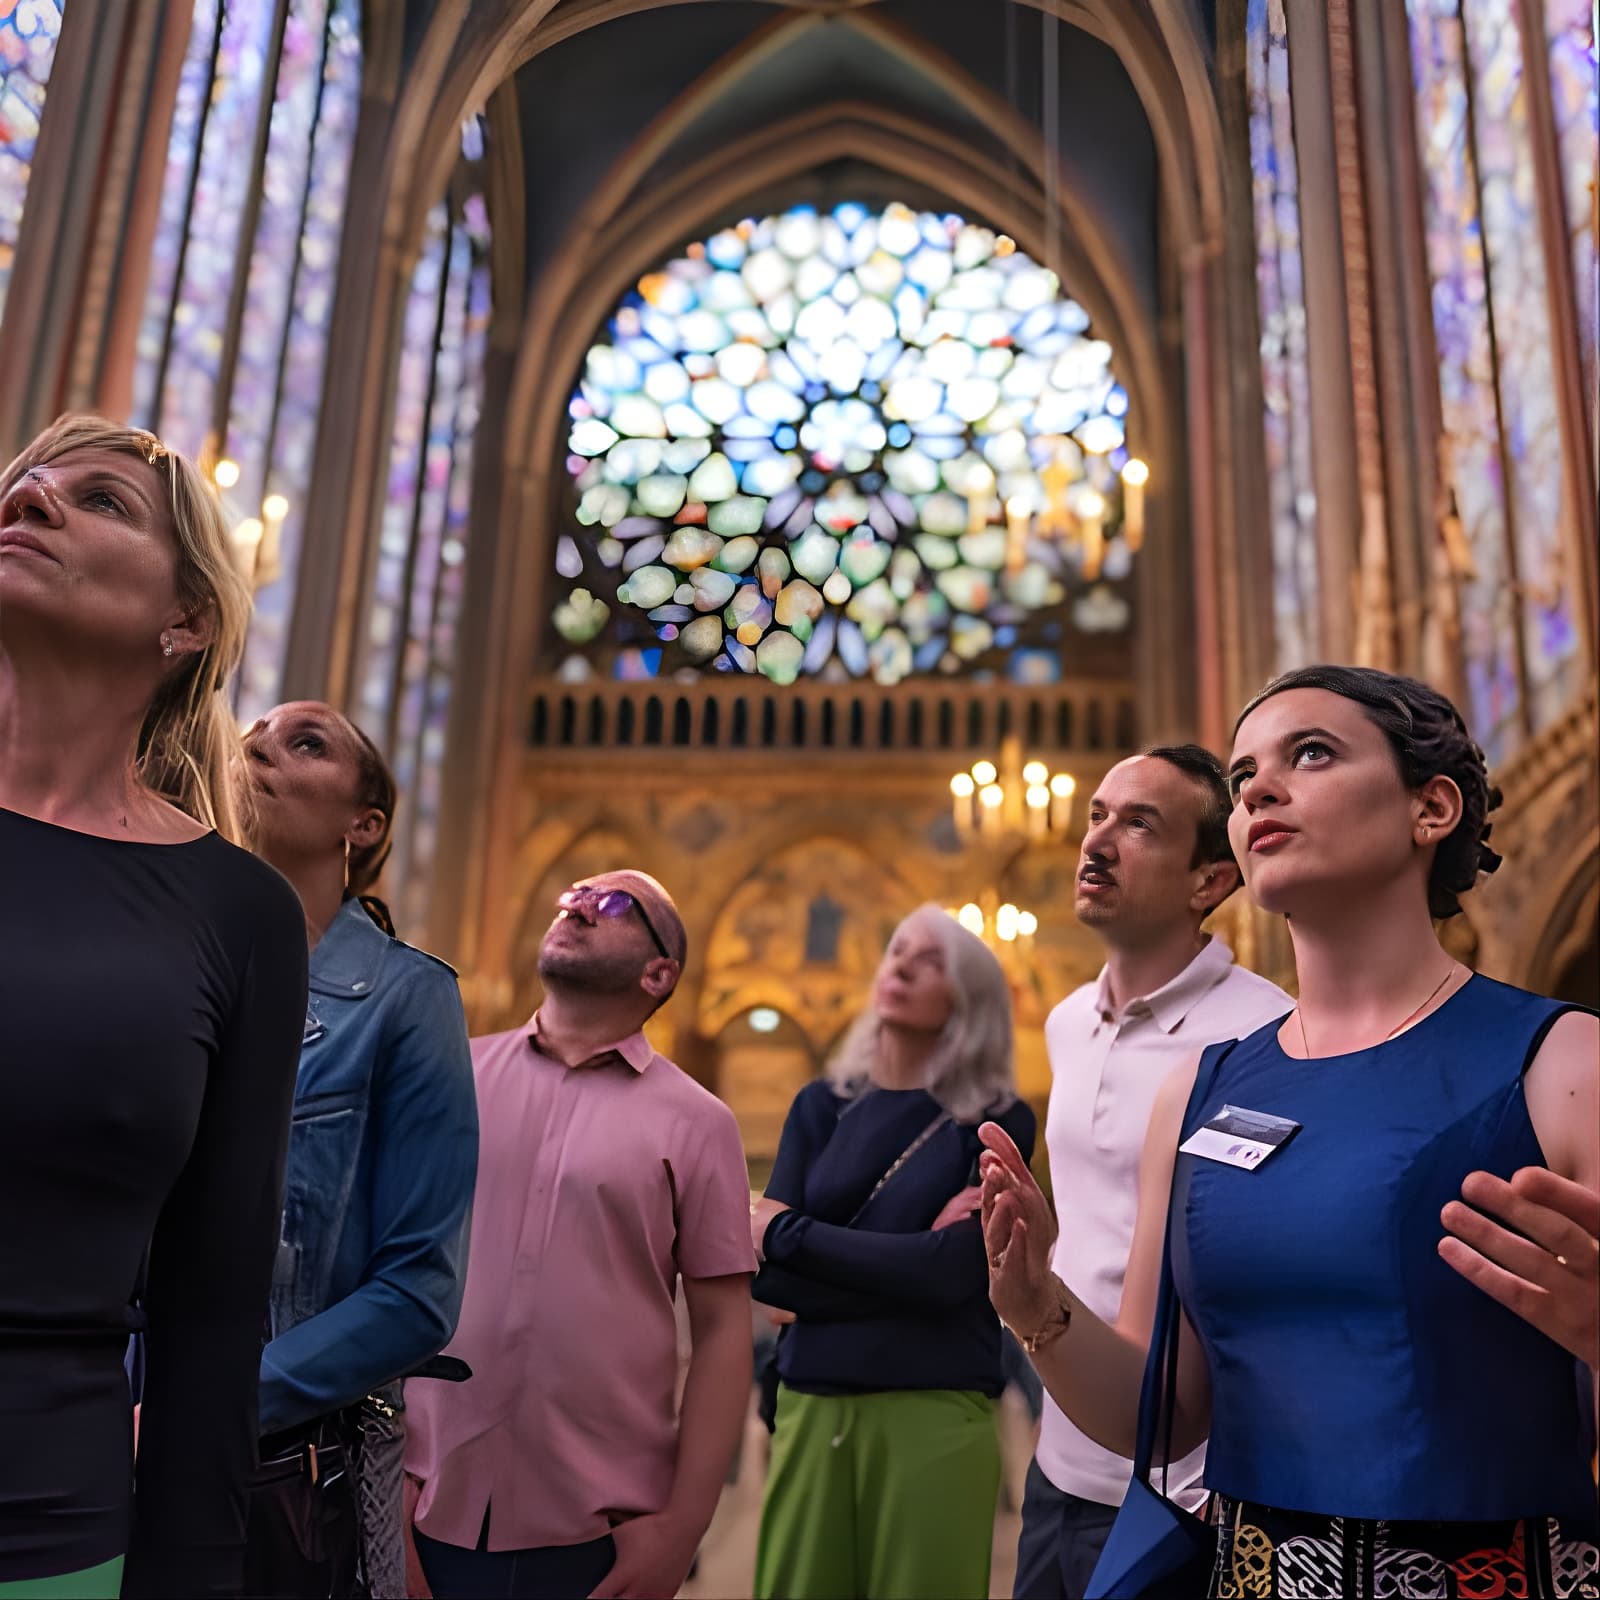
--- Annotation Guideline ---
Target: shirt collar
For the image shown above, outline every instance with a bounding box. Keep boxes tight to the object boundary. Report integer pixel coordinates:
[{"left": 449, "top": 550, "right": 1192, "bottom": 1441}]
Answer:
[
  {"left": 526, "top": 1009, "right": 655, "bottom": 1073},
  {"left": 307, "top": 897, "right": 388, "bottom": 997},
  {"left": 1094, "top": 935, "right": 1237, "bottom": 1035}
]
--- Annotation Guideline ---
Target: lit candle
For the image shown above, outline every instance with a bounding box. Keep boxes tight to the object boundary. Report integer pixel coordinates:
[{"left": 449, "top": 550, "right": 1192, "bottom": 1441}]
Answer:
[
  {"left": 1004, "top": 494, "right": 1030, "bottom": 574},
  {"left": 254, "top": 491, "right": 291, "bottom": 588},
  {"left": 1049, "top": 771, "right": 1076, "bottom": 834},
  {"left": 1077, "top": 488, "right": 1105, "bottom": 582},
  {"left": 979, "top": 783, "right": 1004, "bottom": 837},
  {"left": 1121, "top": 458, "right": 1148, "bottom": 551},
  {"left": 950, "top": 772, "right": 976, "bottom": 837},
  {"left": 1082, "top": 519, "right": 1104, "bottom": 580},
  {"left": 1025, "top": 782, "right": 1050, "bottom": 839},
  {"left": 231, "top": 517, "right": 265, "bottom": 587}
]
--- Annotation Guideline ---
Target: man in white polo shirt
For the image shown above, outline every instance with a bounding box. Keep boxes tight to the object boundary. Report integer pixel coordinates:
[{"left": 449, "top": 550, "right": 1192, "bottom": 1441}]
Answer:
[{"left": 1013, "top": 746, "right": 1290, "bottom": 1599}]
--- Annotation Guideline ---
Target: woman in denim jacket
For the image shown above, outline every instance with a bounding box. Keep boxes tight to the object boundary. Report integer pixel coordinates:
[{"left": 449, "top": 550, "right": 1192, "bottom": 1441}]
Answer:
[{"left": 239, "top": 701, "right": 479, "bottom": 1598}]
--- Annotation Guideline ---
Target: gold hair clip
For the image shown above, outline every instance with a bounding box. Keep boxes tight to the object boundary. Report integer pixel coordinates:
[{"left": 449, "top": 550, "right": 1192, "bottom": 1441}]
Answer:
[{"left": 135, "top": 431, "right": 171, "bottom": 465}]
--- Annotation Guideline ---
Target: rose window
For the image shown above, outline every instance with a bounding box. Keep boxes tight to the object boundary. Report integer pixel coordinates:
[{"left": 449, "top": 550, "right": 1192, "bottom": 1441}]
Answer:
[{"left": 554, "top": 201, "right": 1142, "bottom": 686}]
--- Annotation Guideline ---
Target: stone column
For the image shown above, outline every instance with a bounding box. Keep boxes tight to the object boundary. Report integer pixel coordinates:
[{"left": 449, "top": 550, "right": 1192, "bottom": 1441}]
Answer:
[{"left": 1283, "top": 0, "right": 1362, "bottom": 664}]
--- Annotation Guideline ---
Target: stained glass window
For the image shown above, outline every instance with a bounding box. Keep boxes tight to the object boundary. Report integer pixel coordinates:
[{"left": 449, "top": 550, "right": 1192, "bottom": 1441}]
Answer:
[
  {"left": 1246, "top": 0, "right": 1318, "bottom": 670},
  {"left": 555, "top": 201, "right": 1140, "bottom": 687},
  {"left": 0, "top": 0, "right": 66, "bottom": 332},
  {"left": 355, "top": 121, "right": 492, "bottom": 928},
  {"left": 1407, "top": 0, "right": 1584, "bottom": 760},
  {"left": 131, "top": 0, "right": 363, "bottom": 724},
  {"left": 1409, "top": 0, "right": 1524, "bottom": 758},
  {"left": 1546, "top": 0, "right": 1597, "bottom": 452},
  {"left": 1463, "top": 0, "right": 1578, "bottom": 731}
]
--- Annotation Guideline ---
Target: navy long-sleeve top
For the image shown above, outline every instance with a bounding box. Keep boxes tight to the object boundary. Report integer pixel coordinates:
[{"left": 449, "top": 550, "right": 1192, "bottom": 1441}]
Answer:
[{"left": 753, "top": 1079, "right": 1036, "bottom": 1398}]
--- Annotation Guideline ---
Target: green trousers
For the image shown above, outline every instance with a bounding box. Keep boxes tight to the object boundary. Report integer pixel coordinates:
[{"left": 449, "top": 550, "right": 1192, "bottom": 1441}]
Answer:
[
  {"left": 754, "top": 1385, "right": 1000, "bottom": 1600},
  {"left": 0, "top": 1557, "right": 123, "bottom": 1598}
]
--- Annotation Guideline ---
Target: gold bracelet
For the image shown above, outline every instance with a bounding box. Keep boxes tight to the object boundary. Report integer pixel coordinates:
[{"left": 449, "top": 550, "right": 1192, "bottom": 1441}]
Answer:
[{"left": 1015, "top": 1275, "right": 1074, "bottom": 1355}]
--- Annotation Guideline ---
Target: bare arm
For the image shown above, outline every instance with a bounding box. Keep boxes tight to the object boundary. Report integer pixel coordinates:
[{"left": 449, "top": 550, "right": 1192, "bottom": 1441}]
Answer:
[
  {"left": 590, "top": 1272, "right": 753, "bottom": 1600},
  {"left": 982, "top": 1054, "right": 1212, "bottom": 1462},
  {"left": 668, "top": 1272, "right": 755, "bottom": 1530},
  {"left": 1440, "top": 1010, "right": 1599, "bottom": 1386}
]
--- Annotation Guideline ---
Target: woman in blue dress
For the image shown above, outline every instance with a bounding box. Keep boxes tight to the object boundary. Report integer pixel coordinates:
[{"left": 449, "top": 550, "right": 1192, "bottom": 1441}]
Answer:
[{"left": 982, "top": 666, "right": 1598, "bottom": 1598}]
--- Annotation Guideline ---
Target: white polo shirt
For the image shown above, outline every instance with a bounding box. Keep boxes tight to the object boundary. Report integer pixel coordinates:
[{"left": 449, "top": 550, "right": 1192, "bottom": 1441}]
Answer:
[{"left": 1036, "top": 936, "right": 1291, "bottom": 1509}]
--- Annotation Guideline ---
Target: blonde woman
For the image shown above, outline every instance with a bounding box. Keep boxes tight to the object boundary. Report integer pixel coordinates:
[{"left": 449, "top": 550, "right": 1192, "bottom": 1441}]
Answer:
[
  {"left": 0, "top": 417, "right": 306, "bottom": 1598},
  {"left": 750, "top": 904, "right": 1035, "bottom": 1600}
]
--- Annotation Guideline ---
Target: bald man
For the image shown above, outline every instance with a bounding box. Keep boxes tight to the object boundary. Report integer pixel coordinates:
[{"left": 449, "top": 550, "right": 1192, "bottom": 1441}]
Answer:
[{"left": 403, "top": 872, "right": 756, "bottom": 1600}]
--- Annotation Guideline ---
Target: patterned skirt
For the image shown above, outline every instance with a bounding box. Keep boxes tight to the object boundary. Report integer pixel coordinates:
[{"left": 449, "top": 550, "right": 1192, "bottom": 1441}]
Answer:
[{"left": 1209, "top": 1495, "right": 1600, "bottom": 1598}]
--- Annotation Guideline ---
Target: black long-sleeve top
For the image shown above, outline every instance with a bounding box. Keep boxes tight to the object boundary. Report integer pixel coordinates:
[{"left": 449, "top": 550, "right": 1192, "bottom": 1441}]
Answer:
[
  {"left": 753, "top": 1079, "right": 1036, "bottom": 1397},
  {"left": 0, "top": 807, "right": 306, "bottom": 1594}
]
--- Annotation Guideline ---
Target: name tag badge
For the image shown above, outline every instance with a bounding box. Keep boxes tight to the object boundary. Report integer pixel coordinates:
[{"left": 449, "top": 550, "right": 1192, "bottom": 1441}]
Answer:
[{"left": 1179, "top": 1104, "right": 1301, "bottom": 1171}]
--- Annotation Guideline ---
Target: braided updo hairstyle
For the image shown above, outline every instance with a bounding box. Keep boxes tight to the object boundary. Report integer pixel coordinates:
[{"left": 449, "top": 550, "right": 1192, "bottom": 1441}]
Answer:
[
  {"left": 344, "top": 719, "right": 398, "bottom": 937},
  {"left": 1234, "top": 665, "right": 1502, "bottom": 919}
]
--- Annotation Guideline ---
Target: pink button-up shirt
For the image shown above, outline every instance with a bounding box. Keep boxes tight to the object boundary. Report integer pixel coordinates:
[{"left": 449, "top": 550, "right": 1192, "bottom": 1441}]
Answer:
[{"left": 404, "top": 1015, "right": 756, "bottom": 1551}]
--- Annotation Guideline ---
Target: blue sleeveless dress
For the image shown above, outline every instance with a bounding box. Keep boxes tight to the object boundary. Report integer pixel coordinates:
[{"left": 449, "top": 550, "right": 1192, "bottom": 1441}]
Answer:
[{"left": 1171, "top": 975, "right": 1598, "bottom": 1598}]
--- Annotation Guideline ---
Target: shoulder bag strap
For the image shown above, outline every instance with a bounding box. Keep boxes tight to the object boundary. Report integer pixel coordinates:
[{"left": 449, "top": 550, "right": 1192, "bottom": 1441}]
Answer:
[
  {"left": 846, "top": 1109, "right": 953, "bottom": 1226},
  {"left": 1132, "top": 1041, "right": 1232, "bottom": 1489}
]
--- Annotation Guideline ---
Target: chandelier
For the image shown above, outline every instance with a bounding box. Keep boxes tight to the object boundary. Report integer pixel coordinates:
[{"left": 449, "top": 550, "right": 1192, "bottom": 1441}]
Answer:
[
  {"left": 945, "top": 735, "right": 1076, "bottom": 956},
  {"left": 948, "top": 737, "right": 1076, "bottom": 843},
  {"left": 994, "top": 443, "right": 1149, "bottom": 584},
  {"left": 952, "top": 893, "right": 1038, "bottom": 949},
  {"left": 207, "top": 450, "right": 289, "bottom": 593}
]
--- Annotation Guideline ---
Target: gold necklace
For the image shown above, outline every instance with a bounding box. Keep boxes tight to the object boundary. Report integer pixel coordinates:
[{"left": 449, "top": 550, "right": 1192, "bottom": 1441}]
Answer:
[{"left": 1295, "top": 963, "right": 1459, "bottom": 1059}]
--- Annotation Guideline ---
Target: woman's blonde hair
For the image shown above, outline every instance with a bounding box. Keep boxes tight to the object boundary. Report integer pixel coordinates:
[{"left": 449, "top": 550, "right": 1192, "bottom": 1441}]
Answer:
[
  {"left": 828, "top": 902, "right": 1018, "bottom": 1124},
  {"left": 2, "top": 415, "right": 254, "bottom": 845}
]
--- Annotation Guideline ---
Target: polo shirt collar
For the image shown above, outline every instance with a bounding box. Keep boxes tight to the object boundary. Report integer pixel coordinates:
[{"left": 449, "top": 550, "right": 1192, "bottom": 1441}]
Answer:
[
  {"left": 526, "top": 1009, "right": 655, "bottom": 1073},
  {"left": 1095, "top": 935, "right": 1237, "bottom": 1035}
]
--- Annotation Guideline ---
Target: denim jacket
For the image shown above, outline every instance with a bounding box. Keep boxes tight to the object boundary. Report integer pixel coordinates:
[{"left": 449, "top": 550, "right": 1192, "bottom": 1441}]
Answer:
[{"left": 260, "top": 897, "right": 479, "bottom": 1437}]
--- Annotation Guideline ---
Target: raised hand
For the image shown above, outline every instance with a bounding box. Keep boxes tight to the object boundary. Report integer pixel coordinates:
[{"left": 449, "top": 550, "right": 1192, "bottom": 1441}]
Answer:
[
  {"left": 1439, "top": 1166, "right": 1600, "bottom": 1368},
  {"left": 978, "top": 1121, "right": 1058, "bottom": 1337}
]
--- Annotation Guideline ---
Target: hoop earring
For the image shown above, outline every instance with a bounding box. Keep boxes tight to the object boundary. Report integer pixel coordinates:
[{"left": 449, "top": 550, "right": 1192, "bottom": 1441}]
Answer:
[{"left": 343, "top": 837, "right": 351, "bottom": 892}]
